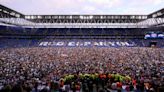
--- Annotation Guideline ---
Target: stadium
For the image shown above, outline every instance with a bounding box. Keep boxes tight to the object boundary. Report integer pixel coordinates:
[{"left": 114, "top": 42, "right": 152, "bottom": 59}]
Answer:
[{"left": 0, "top": 2, "right": 164, "bottom": 92}]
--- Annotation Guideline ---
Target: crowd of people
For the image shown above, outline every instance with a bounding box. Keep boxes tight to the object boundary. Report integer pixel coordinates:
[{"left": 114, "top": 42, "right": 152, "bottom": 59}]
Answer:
[{"left": 0, "top": 47, "right": 164, "bottom": 92}]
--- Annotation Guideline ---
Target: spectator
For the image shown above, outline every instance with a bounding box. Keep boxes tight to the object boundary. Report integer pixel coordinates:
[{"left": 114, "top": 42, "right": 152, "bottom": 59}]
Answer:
[{"left": 0, "top": 47, "right": 163, "bottom": 92}]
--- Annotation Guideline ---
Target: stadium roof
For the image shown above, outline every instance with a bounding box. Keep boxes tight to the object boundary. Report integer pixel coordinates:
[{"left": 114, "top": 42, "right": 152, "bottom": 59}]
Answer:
[
  {"left": 0, "top": 0, "right": 164, "bottom": 15},
  {"left": 0, "top": 2, "right": 164, "bottom": 28}
]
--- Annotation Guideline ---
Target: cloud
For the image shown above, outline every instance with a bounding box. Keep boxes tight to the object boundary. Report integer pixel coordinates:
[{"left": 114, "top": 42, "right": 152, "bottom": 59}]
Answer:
[
  {"left": 0, "top": 0, "right": 11, "bottom": 3},
  {"left": 122, "top": 0, "right": 164, "bottom": 14},
  {"left": 0, "top": 0, "right": 164, "bottom": 14}
]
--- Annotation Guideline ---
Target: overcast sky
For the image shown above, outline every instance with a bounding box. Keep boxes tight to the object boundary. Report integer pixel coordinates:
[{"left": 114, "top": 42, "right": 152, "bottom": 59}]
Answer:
[{"left": 0, "top": 0, "right": 164, "bottom": 15}]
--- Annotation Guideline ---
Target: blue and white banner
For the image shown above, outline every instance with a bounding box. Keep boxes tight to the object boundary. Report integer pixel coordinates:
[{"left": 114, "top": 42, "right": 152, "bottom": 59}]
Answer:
[
  {"left": 145, "top": 33, "right": 164, "bottom": 39},
  {"left": 39, "top": 41, "right": 136, "bottom": 47}
]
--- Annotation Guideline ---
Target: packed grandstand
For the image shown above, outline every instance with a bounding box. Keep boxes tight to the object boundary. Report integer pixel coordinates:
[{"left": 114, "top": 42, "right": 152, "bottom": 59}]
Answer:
[{"left": 0, "top": 4, "right": 164, "bottom": 92}]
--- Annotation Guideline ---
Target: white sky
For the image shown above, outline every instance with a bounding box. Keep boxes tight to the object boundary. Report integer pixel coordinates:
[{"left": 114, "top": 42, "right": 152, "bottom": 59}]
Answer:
[{"left": 0, "top": 0, "right": 164, "bottom": 15}]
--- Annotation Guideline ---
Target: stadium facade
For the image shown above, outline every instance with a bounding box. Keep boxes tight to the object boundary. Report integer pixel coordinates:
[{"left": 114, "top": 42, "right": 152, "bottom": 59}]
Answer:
[{"left": 0, "top": 4, "right": 163, "bottom": 48}]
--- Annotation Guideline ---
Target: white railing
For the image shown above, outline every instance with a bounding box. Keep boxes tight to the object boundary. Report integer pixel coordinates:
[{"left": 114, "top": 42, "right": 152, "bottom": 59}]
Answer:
[{"left": 23, "top": 23, "right": 148, "bottom": 28}]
